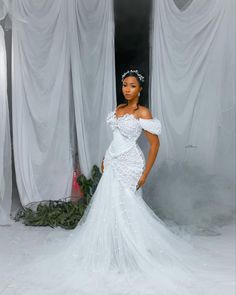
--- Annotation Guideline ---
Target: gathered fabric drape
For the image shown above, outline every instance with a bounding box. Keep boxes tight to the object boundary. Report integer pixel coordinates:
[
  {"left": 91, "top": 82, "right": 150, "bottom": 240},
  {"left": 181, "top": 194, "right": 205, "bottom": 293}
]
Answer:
[
  {"left": 69, "top": 0, "right": 116, "bottom": 178},
  {"left": 150, "top": 0, "right": 235, "bottom": 175},
  {"left": 147, "top": 0, "right": 235, "bottom": 226},
  {"left": 11, "top": 0, "right": 73, "bottom": 206},
  {"left": 0, "top": 0, "right": 12, "bottom": 224},
  {"left": 1, "top": 0, "right": 115, "bottom": 207}
]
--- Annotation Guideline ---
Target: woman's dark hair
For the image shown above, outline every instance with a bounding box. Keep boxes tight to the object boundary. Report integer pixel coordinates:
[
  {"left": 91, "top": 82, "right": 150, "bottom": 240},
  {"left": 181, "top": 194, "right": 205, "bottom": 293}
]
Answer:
[{"left": 120, "top": 69, "right": 145, "bottom": 110}]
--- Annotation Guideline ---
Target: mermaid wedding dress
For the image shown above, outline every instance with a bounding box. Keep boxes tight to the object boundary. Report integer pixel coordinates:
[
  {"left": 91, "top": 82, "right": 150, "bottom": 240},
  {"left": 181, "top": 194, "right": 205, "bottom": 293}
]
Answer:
[{"left": 11, "top": 109, "right": 217, "bottom": 295}]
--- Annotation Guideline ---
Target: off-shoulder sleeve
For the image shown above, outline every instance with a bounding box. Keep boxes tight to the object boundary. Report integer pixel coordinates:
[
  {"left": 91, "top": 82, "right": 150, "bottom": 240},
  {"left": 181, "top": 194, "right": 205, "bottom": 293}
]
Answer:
[
  {"left": 139, "top": 117, "right": 161, "bottom": 135},
  {"left": 106, "top": 110, "right": 115, "bottom": 122}
]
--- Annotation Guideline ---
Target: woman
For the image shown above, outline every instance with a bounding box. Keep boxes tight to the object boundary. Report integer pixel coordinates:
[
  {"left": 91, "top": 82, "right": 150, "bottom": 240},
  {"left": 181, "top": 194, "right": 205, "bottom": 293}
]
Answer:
[
  {"left": 12, "top": 70, "right": 213, "bottom": 295},
  {"left": 56, "top": 70, "right": 209, "bottom": 295},
  {"left": 65, "top": 69, "right": 168, "bottom": 275},
  {"left": 101, "top": 69, "right": 160, "bottom": 193}
]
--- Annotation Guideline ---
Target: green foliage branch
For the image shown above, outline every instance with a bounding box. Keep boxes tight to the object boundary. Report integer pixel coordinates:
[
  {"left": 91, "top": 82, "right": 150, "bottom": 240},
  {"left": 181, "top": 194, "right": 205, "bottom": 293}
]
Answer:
[{"left": 14, "top": 165, "right": 102, "bottom": 229}]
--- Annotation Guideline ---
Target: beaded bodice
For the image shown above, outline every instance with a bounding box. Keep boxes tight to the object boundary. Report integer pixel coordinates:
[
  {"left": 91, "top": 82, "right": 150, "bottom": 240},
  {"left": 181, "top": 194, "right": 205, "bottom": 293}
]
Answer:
[
  {"left": 106, "top": 110, "right": 161, "bottom": 141},
  {"left": 106, "top": 111, "right": 142, "bottom": 142},
  {"left": 104, "top": 110, "right": 162, "bottom": 193}
]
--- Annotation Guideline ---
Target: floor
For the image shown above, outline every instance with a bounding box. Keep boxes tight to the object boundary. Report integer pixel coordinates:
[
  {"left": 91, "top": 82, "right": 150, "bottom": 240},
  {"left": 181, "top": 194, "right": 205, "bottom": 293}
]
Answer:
[{"left": 0, "top": 219, "right": 235, "bottom": 295}]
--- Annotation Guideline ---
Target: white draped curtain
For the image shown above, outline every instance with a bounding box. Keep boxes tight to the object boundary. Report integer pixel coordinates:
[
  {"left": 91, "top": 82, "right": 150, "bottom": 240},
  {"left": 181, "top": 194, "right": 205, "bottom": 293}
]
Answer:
[
  {"left": 11, "top": 0, "right": 73, "bottom": 206},
  {"left": 6, "top": 0, "right": 115, "bottom": 206},
  {"left": 148, "top": 0, "right": 235, "bottom": 226},
  {"left": 69, "top": 0, "right": 116, "bottom": 178},
  {"left": 0, "top": 0, "right": 12, "bottom": 224},
  {"left": 150, "top": 0, "right": 235, "bottom": 174}
]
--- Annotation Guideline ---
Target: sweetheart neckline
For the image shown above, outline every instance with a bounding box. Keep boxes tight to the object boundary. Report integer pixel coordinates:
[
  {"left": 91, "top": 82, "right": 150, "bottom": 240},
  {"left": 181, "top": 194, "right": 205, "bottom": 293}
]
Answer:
[
  {"left": 109, "top": 110, "right": 156, "bottom": 122},
  {"left": 114, "top": 111, "right": 140, "bottom": 121}
]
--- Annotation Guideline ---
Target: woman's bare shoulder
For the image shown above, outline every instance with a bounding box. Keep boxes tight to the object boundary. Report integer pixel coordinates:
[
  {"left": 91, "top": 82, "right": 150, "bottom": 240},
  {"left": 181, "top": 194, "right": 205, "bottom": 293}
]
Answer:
[
  {"left": 116, "top": 103, "right": 127, "bottom": 111},
  {"left": 138, "top": 106, "right": 153, "bottom": 119}
]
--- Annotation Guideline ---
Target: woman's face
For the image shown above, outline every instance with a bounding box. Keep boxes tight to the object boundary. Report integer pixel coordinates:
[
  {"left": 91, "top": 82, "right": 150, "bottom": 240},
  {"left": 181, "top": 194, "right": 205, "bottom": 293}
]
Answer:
[{"left": 122, "top": 76, "right": 142, "bottom": 101}]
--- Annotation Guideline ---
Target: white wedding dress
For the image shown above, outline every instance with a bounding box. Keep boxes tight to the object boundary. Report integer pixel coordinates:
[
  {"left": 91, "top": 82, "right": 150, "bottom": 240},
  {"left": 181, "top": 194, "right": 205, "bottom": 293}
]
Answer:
[{"left": 10, "top": 109, "right": 218, "bottom": 295}]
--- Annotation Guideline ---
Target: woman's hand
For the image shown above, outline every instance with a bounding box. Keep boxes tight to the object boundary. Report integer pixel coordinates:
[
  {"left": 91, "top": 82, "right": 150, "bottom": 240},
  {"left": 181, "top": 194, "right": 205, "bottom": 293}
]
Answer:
[
  {"left": 101, "top": 159, "right": 104, "bottom": 173},
  {"left": 136, "top": 173, "right": 147, "bottom": 190}
]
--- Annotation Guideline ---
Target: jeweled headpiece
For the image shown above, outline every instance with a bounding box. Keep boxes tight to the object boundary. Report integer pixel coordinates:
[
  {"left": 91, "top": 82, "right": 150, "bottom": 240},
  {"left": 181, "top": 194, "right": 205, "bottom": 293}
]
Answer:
[{"left": 121, "top": 69, "right": 145, "bottom": 84}]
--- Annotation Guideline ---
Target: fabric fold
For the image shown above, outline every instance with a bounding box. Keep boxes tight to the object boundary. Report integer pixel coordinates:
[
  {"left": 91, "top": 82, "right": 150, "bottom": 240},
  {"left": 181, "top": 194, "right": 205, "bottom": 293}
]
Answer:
[
  {"left": 139, "top": 117, "right": 162, "bottom": 135},
  {"left": 11, "top": 0, "right": 73, "bottom": 205},
  {"left": 0, "top": 24, "right": 12, "bottom": 225}
]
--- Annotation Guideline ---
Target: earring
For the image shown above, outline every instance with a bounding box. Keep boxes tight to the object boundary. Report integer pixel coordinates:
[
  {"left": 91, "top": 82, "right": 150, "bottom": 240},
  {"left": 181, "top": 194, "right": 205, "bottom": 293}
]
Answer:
[{"left": 138, "top": 92, "right": 140, "bottom": 97}]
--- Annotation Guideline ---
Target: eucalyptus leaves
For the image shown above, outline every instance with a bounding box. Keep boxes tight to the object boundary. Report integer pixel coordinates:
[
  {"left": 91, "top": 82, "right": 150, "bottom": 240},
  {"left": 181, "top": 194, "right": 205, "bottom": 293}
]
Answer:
[{"left": 15, "top": 165, "right": 102, "bottom": 229}]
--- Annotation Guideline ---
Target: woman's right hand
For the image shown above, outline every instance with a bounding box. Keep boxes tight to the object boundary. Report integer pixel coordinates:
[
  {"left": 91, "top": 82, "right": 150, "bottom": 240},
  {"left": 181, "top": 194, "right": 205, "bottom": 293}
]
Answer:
[{"left": 101, "top": 159, "right": 104, "bottom": 173}]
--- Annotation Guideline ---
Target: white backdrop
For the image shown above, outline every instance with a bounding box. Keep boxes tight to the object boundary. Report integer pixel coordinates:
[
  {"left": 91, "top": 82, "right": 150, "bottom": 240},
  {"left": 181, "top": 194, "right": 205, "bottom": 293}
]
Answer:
[
  {"left": 11, "top": 0, "right": 73, "bottom": 206},
  {"left": 0, "top": 0, "right": 12, "bottom": 224},
  {"left": 0, "top": 0, "right": 235, "bottom": 227},
  {"left": 0, "top": 0, "right": 115, "bottom": 208},
  {"left": 68, "top": 0, "right": 116, "bottom": 178},
  {"left": 147, "top": 0, "right": 235, "bottom": 228}
]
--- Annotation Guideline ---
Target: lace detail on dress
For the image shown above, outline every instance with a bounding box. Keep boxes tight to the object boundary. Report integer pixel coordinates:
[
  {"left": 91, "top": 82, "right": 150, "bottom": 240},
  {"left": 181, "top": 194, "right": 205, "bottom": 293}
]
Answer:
[
  {"left": 104, "top": 144, "right": 145, "bottom": 193},
  {"left": 106, "top": 110, "right": 115, "bottom": 123},
  {"left": 106, "top": 111, "right": 142, "bottom": 141},
  {"left": 106, "top": 110, "right": 162, "bottom": 138},
  {"left": 104, "top": 109, "right": 161, "bottom": 192}
]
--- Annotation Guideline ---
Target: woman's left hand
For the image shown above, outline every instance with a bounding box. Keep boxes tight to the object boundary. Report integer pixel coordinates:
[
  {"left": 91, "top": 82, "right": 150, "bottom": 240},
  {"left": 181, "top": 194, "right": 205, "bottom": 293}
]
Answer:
[{"left": 136, "top": 174, "right": 147, "bottom": 190}]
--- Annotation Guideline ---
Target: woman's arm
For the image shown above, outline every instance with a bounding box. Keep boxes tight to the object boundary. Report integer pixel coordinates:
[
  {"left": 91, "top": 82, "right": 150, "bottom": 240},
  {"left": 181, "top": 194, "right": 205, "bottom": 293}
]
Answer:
[
  {"left": 136, "top": 107, "right": 160, "bottom": 190},
  {"left": 143, "top": 131, "right": 160, "bottom": 178},
  {"left": 101, "top": 156, "right": 104, "bottom": 173},
  {"left": 136, "top": 131, "right": 160, "bottom": 190}
]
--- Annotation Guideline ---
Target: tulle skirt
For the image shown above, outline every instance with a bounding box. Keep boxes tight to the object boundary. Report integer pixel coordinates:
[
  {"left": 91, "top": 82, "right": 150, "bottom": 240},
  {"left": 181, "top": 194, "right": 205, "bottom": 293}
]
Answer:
[{"left": 9, "top": 164, "right": 219, "bottom": 295}]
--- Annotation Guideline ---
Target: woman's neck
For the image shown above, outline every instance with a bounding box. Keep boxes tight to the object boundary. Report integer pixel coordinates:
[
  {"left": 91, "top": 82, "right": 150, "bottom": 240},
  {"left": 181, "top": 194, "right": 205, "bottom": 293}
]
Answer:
[{"left": 127, "top": 99, "right": 139, "bottom": 108}]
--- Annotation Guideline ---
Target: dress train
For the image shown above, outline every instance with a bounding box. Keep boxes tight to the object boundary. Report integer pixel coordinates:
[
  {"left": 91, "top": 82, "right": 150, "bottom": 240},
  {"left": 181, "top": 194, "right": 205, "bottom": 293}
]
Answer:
[{"left": 8, "top": 110, "right": 221, "bottom": 294}]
